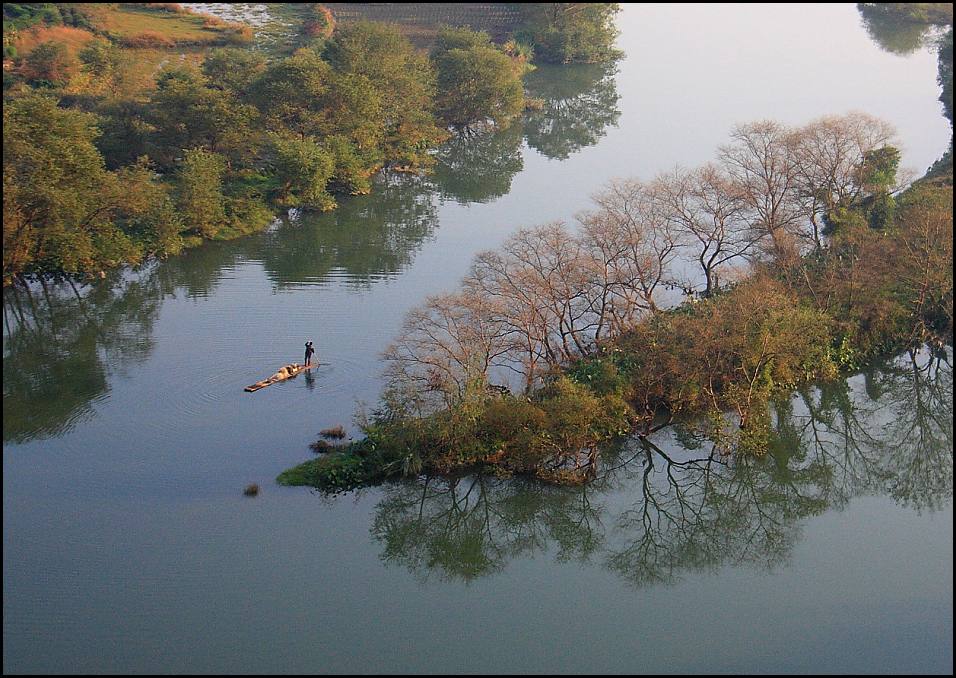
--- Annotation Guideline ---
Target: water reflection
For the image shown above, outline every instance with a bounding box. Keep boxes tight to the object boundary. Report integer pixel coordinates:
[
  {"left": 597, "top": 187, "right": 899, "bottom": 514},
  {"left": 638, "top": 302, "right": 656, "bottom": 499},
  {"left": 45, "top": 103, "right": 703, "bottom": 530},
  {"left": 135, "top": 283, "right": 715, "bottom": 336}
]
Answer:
[
  {"left": 523, "top": 63, "right": 622, "bottom": 160},
  {"left": 2, "top": 242, "right": 259, "bottom": 443},
  {"left": 261, "top": 174, "right": 439, "bottom": 288},
  {"left": 3, "top": 274, "right": 163, "bottom": 443},
  {"left": 432, "top": 124, "right": 525, "bottom": 205},
  {"left": 795, "top": 347, "right": 953, "bottom": 512},
  {"left": 857, "top": 4, "right": 944, "bottom": 55},
  {"left": 430, "top": 63, "right": 622, "bottom": 203},
  {"left": 369, "top": 348, "right": 953, "bottom": 585}
]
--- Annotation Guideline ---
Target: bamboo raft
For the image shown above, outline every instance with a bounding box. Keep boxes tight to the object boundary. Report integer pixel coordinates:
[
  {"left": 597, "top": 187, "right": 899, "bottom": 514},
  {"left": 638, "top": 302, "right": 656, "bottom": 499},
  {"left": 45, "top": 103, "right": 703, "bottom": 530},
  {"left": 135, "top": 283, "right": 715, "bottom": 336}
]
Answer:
[{"left": 244, "top": 363, "right": 322, "bottom": 392}]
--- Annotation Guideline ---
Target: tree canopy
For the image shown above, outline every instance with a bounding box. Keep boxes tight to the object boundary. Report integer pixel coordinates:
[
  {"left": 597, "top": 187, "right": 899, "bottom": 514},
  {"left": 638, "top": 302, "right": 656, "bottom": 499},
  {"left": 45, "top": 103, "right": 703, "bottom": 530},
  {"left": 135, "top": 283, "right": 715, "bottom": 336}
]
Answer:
[{"left": 517, "top": 3, "right": 622, "bottom": 64}]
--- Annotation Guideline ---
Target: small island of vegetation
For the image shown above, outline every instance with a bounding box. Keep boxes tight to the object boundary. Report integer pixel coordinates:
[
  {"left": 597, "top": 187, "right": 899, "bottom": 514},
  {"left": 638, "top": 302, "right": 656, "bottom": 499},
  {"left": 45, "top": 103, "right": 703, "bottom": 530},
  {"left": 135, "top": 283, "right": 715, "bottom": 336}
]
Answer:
[{"left": 280, "top": 110, "right": 953, "bottom": 491}]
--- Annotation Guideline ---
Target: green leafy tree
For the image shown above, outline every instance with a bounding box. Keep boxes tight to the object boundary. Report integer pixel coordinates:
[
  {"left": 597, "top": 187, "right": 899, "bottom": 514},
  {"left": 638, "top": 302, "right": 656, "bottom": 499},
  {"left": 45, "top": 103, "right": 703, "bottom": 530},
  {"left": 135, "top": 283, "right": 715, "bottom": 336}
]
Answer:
[
  {"left": 76, "top": 38, "right": 139, "bottom": 96},
  {"left": 201, "top": 47, "right": 267, "bottom": 95},
  {"left": 94, "top": 99, "right": 154, "bottom": 170},
  {"left": 147, "top": 67, "right": 258, "bottom": 168},
  {"left": 325, "top": 21, "right": 446, "bottom": 168},
  {"left": 3, "top": 93, "right": 137, "bottom": 278},
  {"left": 324, "top": 134, "right": 374, "bottom": 195},
  {"left": 433, "top": 45, "right": 524, "bottom": 129},
  {"left": 321, "top": 71, "right": 385, "bottom": 174},
  {"left": 112, "top": 157, "right": 184, "bottom": 256},
  {"left": 267, "top": 132, "right": 335, "bottom": 210},
  {"left": 248, "top": 48, "right": 334, "bottom": 135},
  {"left": 859, "top": 146, "right": 901, "bottom": 229},
  {"left": 175, "top": 148, "right": 228, "bottom": 239},
  {"left": 518, "top": 3, "right": 621, "bottom": 64}
]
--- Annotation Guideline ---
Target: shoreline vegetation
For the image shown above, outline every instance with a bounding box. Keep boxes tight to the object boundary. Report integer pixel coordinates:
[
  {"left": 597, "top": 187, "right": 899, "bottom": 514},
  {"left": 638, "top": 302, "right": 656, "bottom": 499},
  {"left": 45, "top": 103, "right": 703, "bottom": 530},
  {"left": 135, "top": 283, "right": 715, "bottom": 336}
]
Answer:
[
  {"left": 279, "top": 123, "right": 953, "bottom": 492},
  {"left": 278, "top": 5, "right": 954, "bottom": 493},
  {"left": 3, "top": 3, "right": 622, "bottom": 286}
]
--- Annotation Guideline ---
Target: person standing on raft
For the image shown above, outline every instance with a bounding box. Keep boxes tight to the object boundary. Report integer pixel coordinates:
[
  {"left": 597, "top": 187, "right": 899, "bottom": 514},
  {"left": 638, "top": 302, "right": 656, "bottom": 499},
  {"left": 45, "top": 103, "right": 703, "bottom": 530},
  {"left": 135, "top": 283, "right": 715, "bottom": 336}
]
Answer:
[{"left": 304, "top": 341, "right": 315, "bottom": 366}]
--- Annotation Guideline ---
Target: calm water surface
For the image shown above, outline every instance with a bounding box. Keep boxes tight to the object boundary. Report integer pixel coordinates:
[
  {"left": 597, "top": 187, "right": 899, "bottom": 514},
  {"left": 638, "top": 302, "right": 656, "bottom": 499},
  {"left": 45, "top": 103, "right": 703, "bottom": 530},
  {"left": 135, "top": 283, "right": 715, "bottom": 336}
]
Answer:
[{"left": 3, "top": 4, "right": 953, "bottom": 673}]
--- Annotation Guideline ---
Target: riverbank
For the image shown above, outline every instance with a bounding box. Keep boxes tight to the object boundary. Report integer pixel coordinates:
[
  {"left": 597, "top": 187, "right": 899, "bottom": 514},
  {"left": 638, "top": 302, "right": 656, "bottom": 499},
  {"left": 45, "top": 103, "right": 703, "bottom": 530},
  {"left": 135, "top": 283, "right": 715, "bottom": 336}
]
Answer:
[{"left": 3, "top": 3, "right": 621, "bottom": 286}]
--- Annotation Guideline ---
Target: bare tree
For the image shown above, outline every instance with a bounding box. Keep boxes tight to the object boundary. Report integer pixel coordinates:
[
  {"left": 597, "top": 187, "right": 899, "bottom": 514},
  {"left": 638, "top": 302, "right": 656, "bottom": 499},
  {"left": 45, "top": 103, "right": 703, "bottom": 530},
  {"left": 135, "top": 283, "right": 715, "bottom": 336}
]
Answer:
[
  {"left": 583, "top": 178, "right": 681, "bottom": 323},
  {"left": 463, "top": 223, "right": 597, "bottom": 390},
  {"left": 789, "top": 112, "right": 898, "bottom": 250},
  {"left": 383, "top": 289, "right": 511, "bottom": 411},
  {"left": 718, "top": 120, "right": 805, "bottom": 264},
  {"left": 652, "top": 164, "right": 758, "bottom": 296}
]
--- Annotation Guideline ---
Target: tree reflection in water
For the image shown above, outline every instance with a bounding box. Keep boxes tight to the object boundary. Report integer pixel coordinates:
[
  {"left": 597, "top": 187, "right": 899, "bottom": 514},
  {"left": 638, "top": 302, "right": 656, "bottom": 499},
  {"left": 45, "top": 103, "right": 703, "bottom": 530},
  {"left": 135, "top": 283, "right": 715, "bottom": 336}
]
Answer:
[
  {"left": 430, "top": 61, "right": 621, "bottom": 204},
  {"left": 260, "top": 173, "right": 440, "bottom": 288},
  {"left": 431, "top": 124, "right": 525, "bottom": 205},
  {"left": 3, "top": 273, "right": 163, "bottom": 443},
  {"left": 523, "top": 62, "right": 622, "bottom": 161},
  {"left": 796, "top": 346, "right": 953, "bottom": 513},
  {"left": 369, "top": 348, "right": 953, "bottom": 585},
  {"left": 857, "top": 4, "right": 945, "bottom": 55}
]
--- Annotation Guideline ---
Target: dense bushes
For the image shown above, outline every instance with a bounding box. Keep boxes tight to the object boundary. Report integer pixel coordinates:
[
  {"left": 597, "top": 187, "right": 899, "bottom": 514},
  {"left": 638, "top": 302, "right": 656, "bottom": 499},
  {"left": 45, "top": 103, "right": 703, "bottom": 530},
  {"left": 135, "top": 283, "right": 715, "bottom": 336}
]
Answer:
[{"left": 281, "top": 374, "right": 633, "bottom": 491}]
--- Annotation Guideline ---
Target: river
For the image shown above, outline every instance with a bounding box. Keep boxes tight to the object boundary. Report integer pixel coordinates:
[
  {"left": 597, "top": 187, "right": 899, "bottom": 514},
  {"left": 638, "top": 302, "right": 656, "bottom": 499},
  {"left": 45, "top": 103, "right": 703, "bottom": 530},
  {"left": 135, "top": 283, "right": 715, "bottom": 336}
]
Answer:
[{"left": 3, "top": 4, "right": 952, "bottom": 673}]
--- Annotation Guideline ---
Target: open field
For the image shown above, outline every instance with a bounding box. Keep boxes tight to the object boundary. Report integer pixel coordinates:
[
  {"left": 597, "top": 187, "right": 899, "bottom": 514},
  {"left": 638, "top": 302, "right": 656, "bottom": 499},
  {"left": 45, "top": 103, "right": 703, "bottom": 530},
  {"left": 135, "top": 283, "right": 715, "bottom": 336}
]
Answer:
[{"left": 89, "top": 3, "right": 248, "bottom": 45}]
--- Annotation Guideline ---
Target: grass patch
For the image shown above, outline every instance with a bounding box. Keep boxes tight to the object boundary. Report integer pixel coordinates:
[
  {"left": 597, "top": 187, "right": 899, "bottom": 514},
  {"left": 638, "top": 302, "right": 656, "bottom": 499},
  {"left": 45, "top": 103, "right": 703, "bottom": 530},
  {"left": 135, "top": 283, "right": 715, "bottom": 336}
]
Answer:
[
  {"left": 78, "top": 4, "right": 249, "bottom": 46},
  {"left": 120, "top": 47, "right": 207, "bottom": 93},
  {"left": 278, "top": 451, "right": 381, "bottom": 493}
]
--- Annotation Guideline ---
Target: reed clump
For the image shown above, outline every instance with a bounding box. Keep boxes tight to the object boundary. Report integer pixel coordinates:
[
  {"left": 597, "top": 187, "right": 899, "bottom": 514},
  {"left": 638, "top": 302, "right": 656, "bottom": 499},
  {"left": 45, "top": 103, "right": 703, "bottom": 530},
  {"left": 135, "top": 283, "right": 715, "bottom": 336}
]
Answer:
[{"left": 320, "top": 425, "right": 347, "bottom": 440}]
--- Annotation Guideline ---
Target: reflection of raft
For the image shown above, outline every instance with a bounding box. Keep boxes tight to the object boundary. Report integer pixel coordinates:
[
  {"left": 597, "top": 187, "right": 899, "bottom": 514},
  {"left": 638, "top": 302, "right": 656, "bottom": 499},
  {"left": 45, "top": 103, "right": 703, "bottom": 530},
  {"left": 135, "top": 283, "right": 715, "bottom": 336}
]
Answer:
[{"left": 244, "top": 363, "right": 322, "bottom": 392}]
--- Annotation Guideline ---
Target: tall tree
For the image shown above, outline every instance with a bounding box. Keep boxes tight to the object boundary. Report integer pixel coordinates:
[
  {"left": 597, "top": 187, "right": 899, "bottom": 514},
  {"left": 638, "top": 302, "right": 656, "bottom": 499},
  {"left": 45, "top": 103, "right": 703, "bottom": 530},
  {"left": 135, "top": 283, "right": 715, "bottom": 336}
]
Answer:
[
  {"left": 653, "top": 165, "right": 755, "bottom": 296},
  {"left": 267, "top": 132, "right": 335, "bottom": 210},
  {"left": 248, "top": 48, "right": 334, "bottom": 137},
  {"left": 148, "top": 67, "right": 257, "bottom": 168},
  {"left": 324, "top": 21, "right": 446, "bottom": 168},
  {"left": 518, "top": 3, "right": 621, "bottom": 64},
  {"left": 719, "top": 120, "right": 804, "bottom": 264},
  {"left": 3, "top": 93, "right": 136, "bottom": 278},
  {"left": 175, "top": 148, "right": 227, "bottom": 239},
  {"left": 201, "top": 47, "right": 267, "bottom": 95},
  {"left": 433, "top": 43, "right": 524, "bottom": 130}
]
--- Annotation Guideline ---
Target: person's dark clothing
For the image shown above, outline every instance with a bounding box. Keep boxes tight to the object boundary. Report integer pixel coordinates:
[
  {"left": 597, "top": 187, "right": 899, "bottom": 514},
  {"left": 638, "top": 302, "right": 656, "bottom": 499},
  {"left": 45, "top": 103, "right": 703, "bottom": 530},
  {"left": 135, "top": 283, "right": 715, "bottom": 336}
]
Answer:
[{"left": 305, "top": 343, "right": 315, "bottom": 365}]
